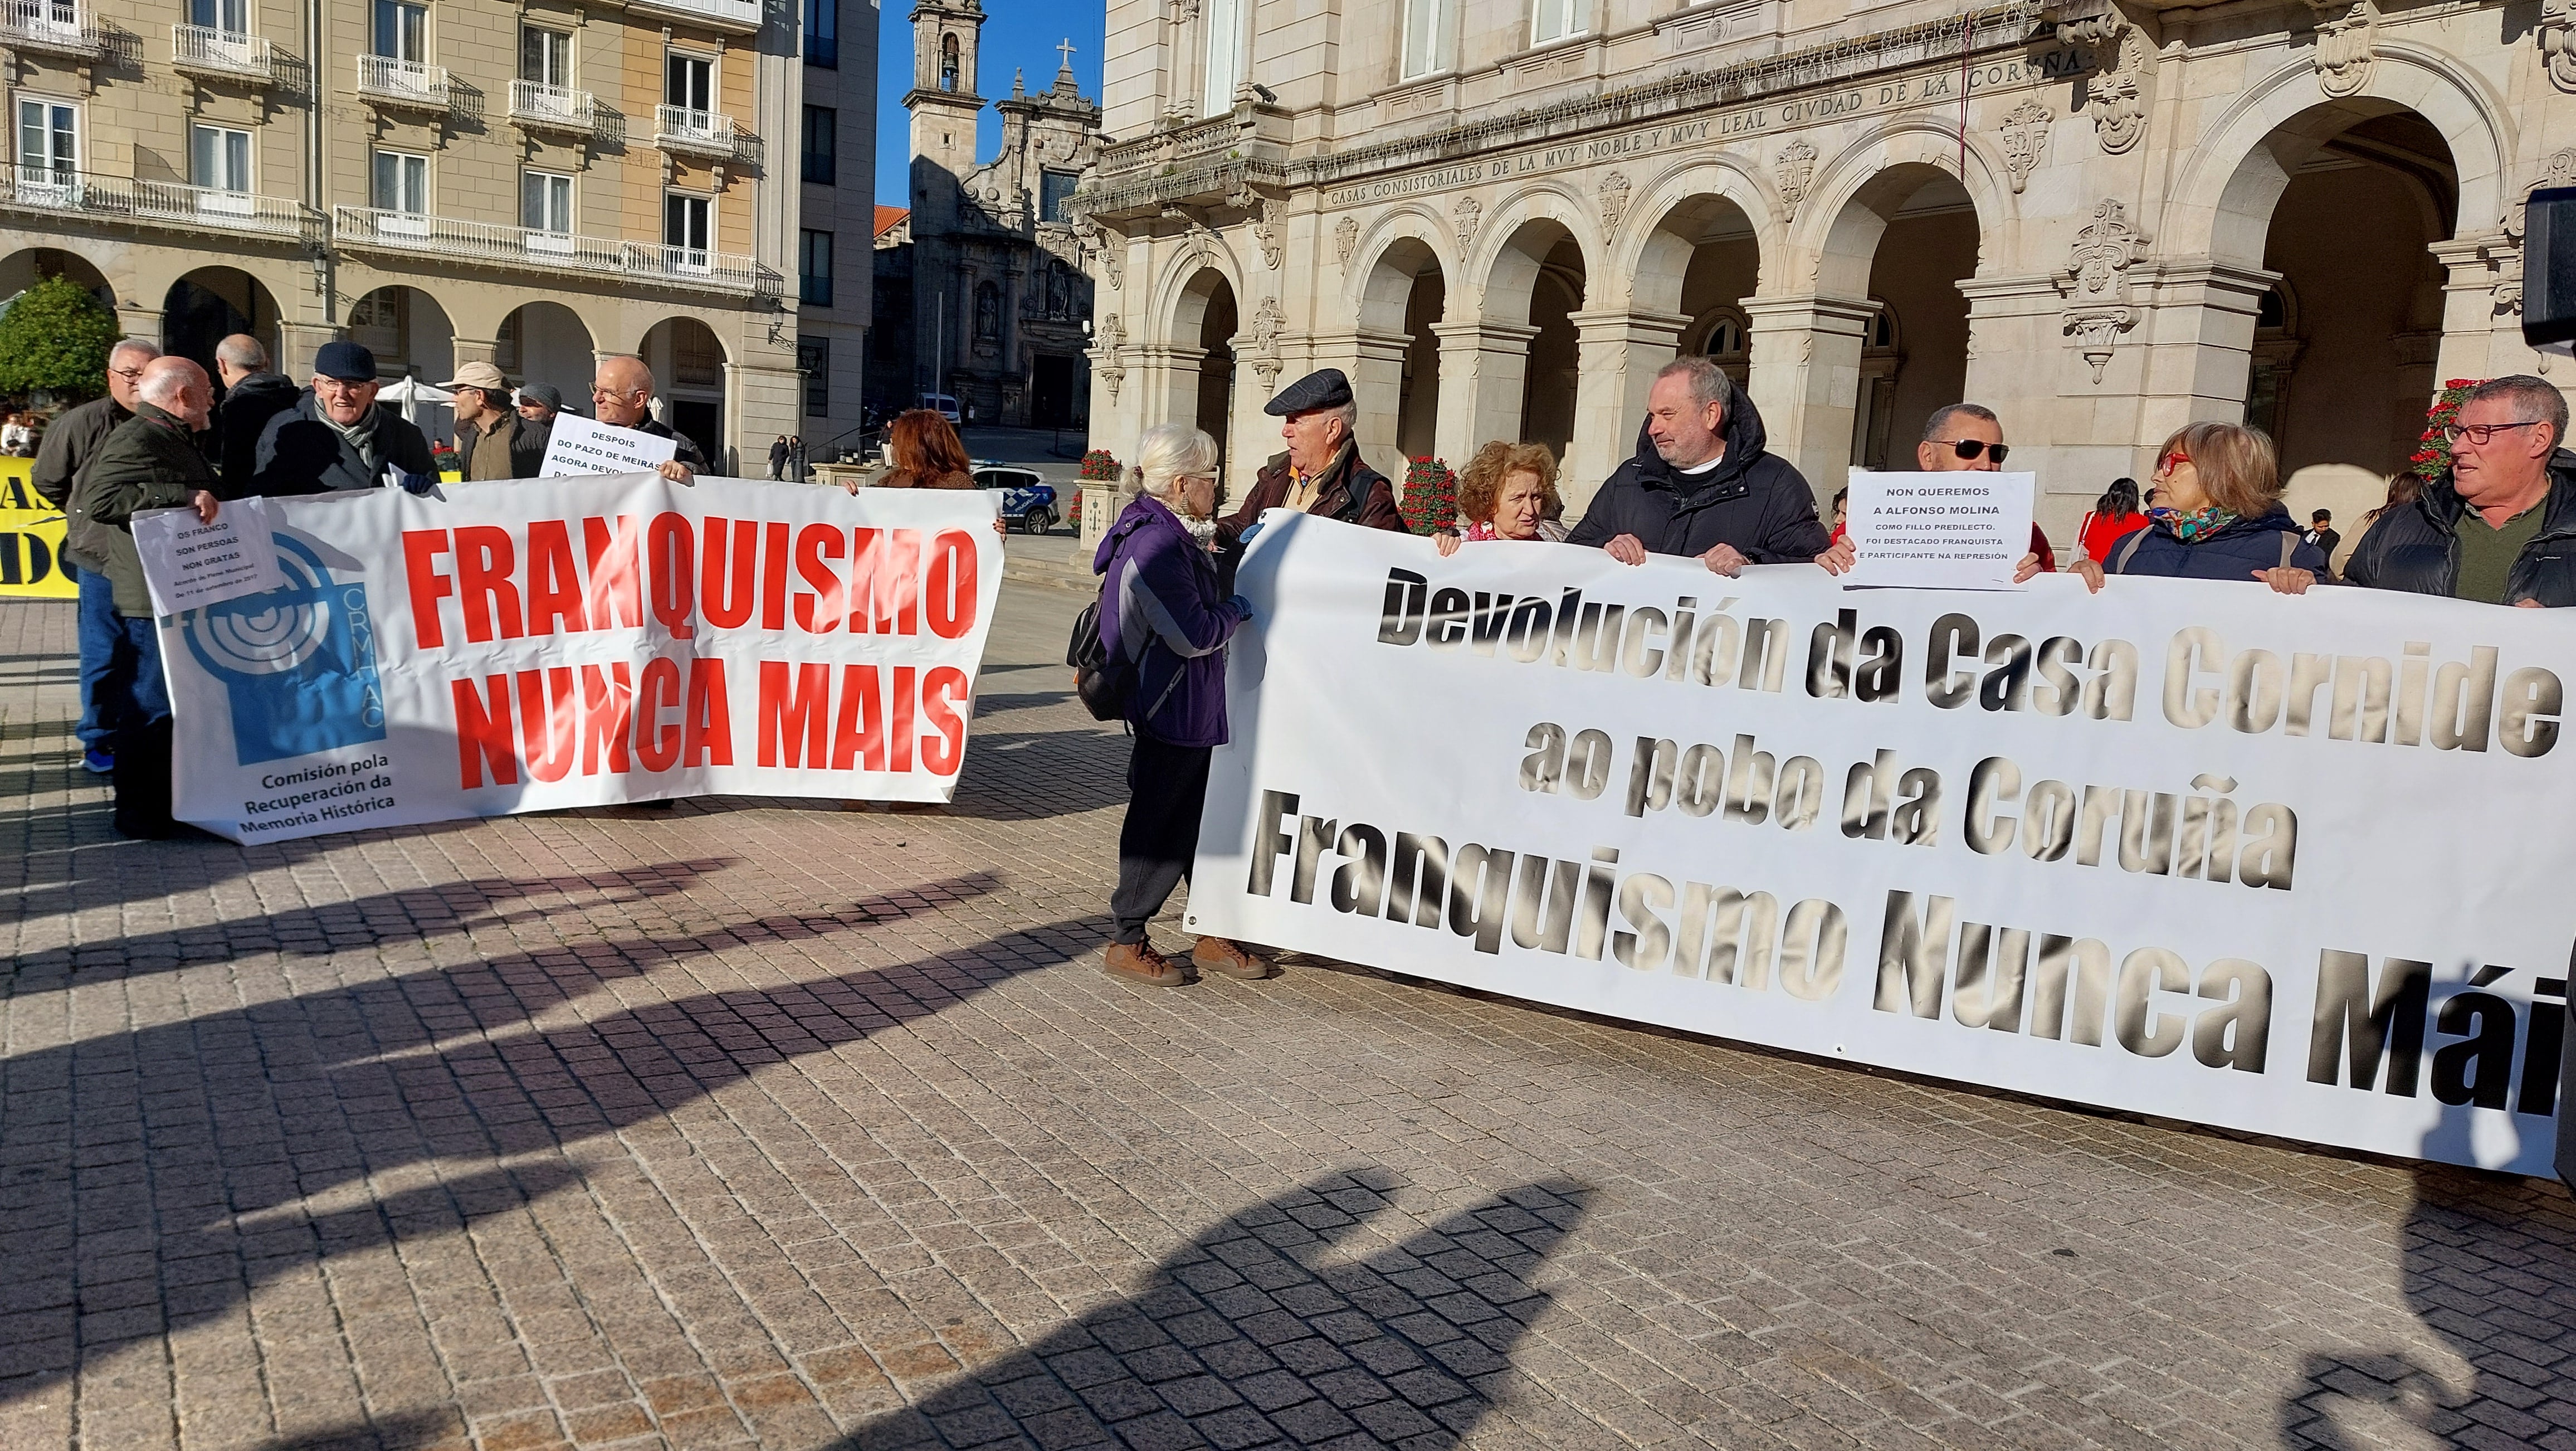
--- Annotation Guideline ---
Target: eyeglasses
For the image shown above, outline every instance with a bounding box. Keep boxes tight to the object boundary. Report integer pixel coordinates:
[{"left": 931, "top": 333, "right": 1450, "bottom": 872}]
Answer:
[
  {"left": 2443, "top": 421, "right": 2543, "bottom": 445},
  {"left": 2158, "top": 451, "right": 2192, "bottom": 473},
  {"left": 592, "top": 387, "right": 645, "bottom": 401},
  {"left": 314, "top": 378, "right": 374, "bottom": 395},
  {"left": 108, "top": 365, "right": 145, "bottom": 382},
  {"left": 1931, "top": 438, "right": 2008, "bottom": 464}
]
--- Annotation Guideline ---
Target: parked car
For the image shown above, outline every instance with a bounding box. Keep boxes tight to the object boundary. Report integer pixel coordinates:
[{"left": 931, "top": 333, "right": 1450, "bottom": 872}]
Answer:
[
  {"left": 917, "top": 392, "right": 961, "bottom": 423},
  {"left": 974, "top": 465, "right": 1059, "bottom": 534}
]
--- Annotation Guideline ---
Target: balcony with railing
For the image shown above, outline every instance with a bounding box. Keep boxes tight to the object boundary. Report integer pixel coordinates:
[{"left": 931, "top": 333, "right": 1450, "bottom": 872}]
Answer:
[
  {"left": 172, "top": 23, "right": 274, "bottom": 82},
  {"left": 333, "top": 206, "right": 779, "bottom": 299},
  {"left": 355, "top": 53, "right": 451, "bottom": 110},
  {"left": 0, "top": 164, "right": 315, "bottom": 240},
  {"left": 0, "top": 0, "right": 106, "bottom": 59},
  {"left": 623, "top": 0, "right": 760, "bottom": 36},
  {"left": 652, "top": 105, "right": 736, "bottom": 157},
  {"left": 508, "top": 79, "right": 597, "bottom": 135}
]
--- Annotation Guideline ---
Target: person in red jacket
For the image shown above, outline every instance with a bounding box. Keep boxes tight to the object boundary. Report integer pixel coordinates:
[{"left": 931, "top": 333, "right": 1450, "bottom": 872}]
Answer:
[{"left": 2077, "top": 478, "right": 2151, "bottom": 561}]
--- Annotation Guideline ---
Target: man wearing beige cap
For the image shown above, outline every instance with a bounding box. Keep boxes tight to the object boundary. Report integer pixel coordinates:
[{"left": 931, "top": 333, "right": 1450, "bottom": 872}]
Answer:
[{"left": 442, "top": 360, "right": 547, "bottom": 480}]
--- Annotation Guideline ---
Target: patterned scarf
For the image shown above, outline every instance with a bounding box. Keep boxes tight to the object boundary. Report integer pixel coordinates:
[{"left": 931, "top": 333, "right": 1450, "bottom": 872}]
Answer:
[{"left": 2151, "top": 503, "right": 2238, "bottom": 544}]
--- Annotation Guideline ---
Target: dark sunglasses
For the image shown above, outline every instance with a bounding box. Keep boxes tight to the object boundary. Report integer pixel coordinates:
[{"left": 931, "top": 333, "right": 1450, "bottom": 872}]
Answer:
[{"left": 1931, "top": 438, "right": 2008, "bottom": 464}]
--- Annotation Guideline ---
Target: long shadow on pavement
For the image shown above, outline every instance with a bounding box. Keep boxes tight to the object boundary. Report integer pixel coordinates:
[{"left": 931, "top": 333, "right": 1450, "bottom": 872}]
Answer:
[
  {"left": 0, "top": 875, "right": 1105, "bottom": 1407},
  {"left": 838, "top": 1168, "right": 1590, "bottom": 1451}
]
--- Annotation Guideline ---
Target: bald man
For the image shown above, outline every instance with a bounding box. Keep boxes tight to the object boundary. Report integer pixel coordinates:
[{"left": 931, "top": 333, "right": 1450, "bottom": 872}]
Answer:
[
  {"left": 72, "top": 357, "right": 223, "bottom": 838},
  {"left": 41, "top": 335, "right": 160, "bottom": 774},
  {"left": 590, "top": 354, "right": 708, "bottom": 482}
]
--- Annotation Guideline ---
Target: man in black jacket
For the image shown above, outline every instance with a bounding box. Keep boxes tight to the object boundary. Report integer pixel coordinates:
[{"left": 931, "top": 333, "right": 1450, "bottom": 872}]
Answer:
[
  {"left": 71, "top": 358, "right": 223, "bottom": 838},
  {"left": 213, "top": 333, "right": 297, "bottom": 495},
  {"left": 2346, "top": 374, "right": 2576, "bottom": 607},
  {"left": 1568, "top": 356, "right": 1851, "bottom": 576},
  {"left": 251, "top": 341, "right": 437, "bottom": 496},
  {"left": 38, "top": 336, "right": 159, "bottom": 773}
]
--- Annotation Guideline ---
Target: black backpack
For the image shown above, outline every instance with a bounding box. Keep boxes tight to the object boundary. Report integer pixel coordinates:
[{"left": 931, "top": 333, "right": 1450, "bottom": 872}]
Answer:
[{"left": 1065, "top": 593, "right": 1135, "bottom": 722}]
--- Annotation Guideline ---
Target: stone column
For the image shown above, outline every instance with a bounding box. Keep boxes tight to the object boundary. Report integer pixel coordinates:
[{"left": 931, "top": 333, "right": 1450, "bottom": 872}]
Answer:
[
  {"left": 278, "top": 321, "right": 345, "bottom": 381},
  {"left": 1958, "top": 274, "right": 2095, "bottom": 537},
  {"left": 450, "top": 337, "right": 499, "bottom": 369},
  {"left": 1564, "top": 309, "right": 1689, "bottom": 514},
  {"left": 1307, "top": 326, "right": 1413, "bottom": 481},
  {"left": 2130, "top": 260, "right": 2276, "bottom": 445},
  {"left": 2429, "top": 237, "right": 2530, "bottom": 391},
  {"left": 116, "top": 304, "right": 165, "bottom": 348},
  {"left": 1430, "top": 320, "right": 1539, "bottom": 476},
  {"left": 1742, "top": 293, "right": 1879, "bottom": 498}
]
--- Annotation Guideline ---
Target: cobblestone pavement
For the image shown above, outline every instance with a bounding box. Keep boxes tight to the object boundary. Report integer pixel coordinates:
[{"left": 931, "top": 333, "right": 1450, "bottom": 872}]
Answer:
[{"left": 2, "top": 583, "right": 2572, "bottom": 1451}]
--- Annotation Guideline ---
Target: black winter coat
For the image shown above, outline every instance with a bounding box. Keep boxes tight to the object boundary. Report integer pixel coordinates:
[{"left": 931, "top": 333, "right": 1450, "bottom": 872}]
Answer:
[
  {"left": 35, "top": 394, "right": 129, "bottom": 571},
  {"left": 73, "top": 402, "right": 220, "bottom": 618},
  {"left": 2344, "top": 453, "right": 2576, "bottom": 606},
  {"left": 252, "top": 391, "right": 436, "bottom": 496},
  {"left": 2104, "top": 508, "right": 2329, "bottom": 581},
  {"left": 1565, "top": 396, "right": 1830, "bottom": 563},
  {"left": 216, "top": 372, "right": 300, "bottom": 495}
]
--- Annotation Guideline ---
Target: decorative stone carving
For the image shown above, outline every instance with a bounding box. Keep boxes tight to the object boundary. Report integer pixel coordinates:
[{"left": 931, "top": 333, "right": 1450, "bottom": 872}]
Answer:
[
  {"left": 1077, "top": 220, "right": 1121, "bottom": 290},
  {"left": 1452, "top": 194, "right": 1482, "bottom": 251},
  {"left": 1333, "top": 216, "right": 1360, "bottom": 268},
  {"left": 2544, "top": 0, "right": 2576, "bottom": 92},
  {"left": 2506, "top": 148, "right": 2576, "bottom": 241},
  {"left": 2057, "top": 13, "right": 2148, "bottom": 156},
  {"left": 1999, "top": 100, "right": 2052, "bottom": 195},
  {"left": 1775, "top": 139, "right": 1816, "bottom": 211},
  {"left": 1244, "top": 297, "right": 1286, "bottom": 388},
  {"left": 1597, "top": 171, "right": 1632, "bottom": 238},
  {"left": 1255, "top": 197, "right": 1285, "bottom": 270},
  {"left": 2306, "top": 0, "right": 2379, "bottom": 98},
  {"left": 2061, "top": 197, "right": 2151, "bottom": 384},
  {"left": 1095, "top": 314, "right": 1125, "bottom": 402}
]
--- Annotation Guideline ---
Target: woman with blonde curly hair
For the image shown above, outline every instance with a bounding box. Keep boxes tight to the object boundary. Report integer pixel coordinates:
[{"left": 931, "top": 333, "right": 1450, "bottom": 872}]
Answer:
[{"left": 1433, "top": 440, "right": 1568, "bottom": 556}]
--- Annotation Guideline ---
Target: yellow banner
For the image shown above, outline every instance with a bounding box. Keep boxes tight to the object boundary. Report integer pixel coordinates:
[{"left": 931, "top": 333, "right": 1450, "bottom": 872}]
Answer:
[{"left": 0, "top": 457, "right": 75, "bottom": 597}]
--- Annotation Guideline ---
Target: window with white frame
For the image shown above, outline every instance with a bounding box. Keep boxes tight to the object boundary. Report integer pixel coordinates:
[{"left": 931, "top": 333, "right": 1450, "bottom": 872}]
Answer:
[
  {"left": 1201, "top": 0, "right": 1242, "bottom": 116},
  {"left": 191, "top": 124, "right": 250, "bottom": 191},
  {"left": 665, "top": 52, "right": 712, "bottom": 112},
  {"left": 1531, "top": 0, "right": 1584, "bottom": 46},
  {"left": 16, "top": 96, "right": 77, "bottom": 182},
  {"left": 1401, "top": 0, "right": 1456, "bottom": 81},
  {"left": 192, "top": 0, "right": 249, "bottom": 33},
  {"left": 664, "top": 192, "right": 711, "bottom": 269},
  {"left": 521, "top": 169, "right": 572, "bottom": 232},
  {"left": 373, "top": 0, "right": 426, "bottom": 60},
  {"left": 373, "top": 147, "right": 427, "bottom": 232},
  {"left": 520, "top": 26, "right": 571, "bottom": 86}
]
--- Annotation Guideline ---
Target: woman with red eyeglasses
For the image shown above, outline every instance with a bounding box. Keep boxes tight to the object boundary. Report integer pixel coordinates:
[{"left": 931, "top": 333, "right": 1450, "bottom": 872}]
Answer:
[{"left": 2027, "top": 422, "right": 2326, "bottom": 594}]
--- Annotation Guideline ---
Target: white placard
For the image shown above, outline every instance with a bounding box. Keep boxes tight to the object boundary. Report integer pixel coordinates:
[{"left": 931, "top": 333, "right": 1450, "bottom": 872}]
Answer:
[
  {"left": 1842, "top": 469, "right": 2035, "bottom": 590},
  {"left": 131, "top": 496, "right": 284, "bottom": 616},
  {"left": 538, "top": 412, "right": 680, "bottom": 477},
  {"left": 1187, "top": 513, "right": 2575, "bottom": 1176}
]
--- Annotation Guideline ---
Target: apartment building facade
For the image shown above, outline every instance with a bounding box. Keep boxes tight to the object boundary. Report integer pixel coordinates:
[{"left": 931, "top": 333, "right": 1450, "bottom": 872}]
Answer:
[
  {"left": 1074, "top": 0, "right": 2572, "bottom": 539},
  {"left": 0, "top": 0, "right": 851, "bottom": 470}
]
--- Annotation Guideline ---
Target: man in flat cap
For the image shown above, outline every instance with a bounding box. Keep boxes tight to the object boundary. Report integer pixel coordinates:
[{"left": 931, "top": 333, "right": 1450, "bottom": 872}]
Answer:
[
  {"left": 1214, "top": 368, "right": 1405, "bottom": 557},
  {"left": 251, "top": 340, "right": 437, "bottom": 496}
]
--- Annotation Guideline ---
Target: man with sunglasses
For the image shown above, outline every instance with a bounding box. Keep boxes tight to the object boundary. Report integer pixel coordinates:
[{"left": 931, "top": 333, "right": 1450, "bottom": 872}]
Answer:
[
  {"left": 40, "top": 337, "right": 162, "bottom": 776},
  {"left": 2346, "top": 374, "right": 2576, "bottom": 607},
  {"left": 1919, "top": 403, "right": 2058, "bottom": 573}
]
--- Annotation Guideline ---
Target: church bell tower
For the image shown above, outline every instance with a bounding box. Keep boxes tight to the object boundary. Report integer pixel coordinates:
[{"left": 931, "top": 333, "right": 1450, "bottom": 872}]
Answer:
[{"left": 905, "top": 0, "right": 985, "bottom": 190}]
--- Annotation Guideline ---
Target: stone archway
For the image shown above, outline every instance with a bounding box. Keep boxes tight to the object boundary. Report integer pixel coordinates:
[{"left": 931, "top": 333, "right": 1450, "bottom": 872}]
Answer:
[
  {"left": 162, "top": 266, "right": 281, "bottom": 382},
  {"left": 1445, "top": 215, "right": 1587, "bottom": 470},
  {"left": 0, "top": 247, "right": 111, "bottom": 314},
  {"left": 1168, "top": 268, "right": 1237, "bottom": 479},
  {"left": 497, "top": 301, "right": 595, "bottom": 418},
  {"left": 640, "top": 316, "right": 730, "bottom": 471},
  {"left": 1356, "top": 235, "right": 1445, "bottom": 462}
]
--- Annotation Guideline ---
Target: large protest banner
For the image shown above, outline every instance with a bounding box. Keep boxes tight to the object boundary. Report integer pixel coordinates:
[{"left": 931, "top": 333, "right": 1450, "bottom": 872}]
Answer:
[
  {"left": 1191, "top": 514, "right": 2572, "bottom": 1175},
  {"left": 159, "top": 475, "right": 1001, "bottom": 844},
  {"left": 0, "top": 457, "right": 75, "bottom": 599}
]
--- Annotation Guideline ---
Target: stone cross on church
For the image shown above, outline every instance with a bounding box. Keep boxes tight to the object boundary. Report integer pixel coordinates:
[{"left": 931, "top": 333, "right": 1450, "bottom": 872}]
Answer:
[{"left": 1058, "top": 38, "right": 1075, "bottom": 71}]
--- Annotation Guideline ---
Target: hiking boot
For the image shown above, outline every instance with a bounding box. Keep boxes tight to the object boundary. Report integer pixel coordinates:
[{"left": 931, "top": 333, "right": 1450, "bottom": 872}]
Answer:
[
  {"left": 1192, "top": 937, "right": 1275, "bottom": 980},
  {"left": 1104, "top": 941, "right": 1187, "bottom": 986}
]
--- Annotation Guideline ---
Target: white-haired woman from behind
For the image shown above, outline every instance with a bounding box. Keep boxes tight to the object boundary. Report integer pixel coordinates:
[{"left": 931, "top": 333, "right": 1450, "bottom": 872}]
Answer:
[{"left": 1091, "top": 422, "right": 1269, "bottom": 986}]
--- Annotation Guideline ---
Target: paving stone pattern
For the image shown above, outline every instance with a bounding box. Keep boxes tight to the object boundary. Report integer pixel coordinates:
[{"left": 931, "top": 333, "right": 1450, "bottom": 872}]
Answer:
[{"left": 2, "top": 584, "right": 2572, "bottom": 1451}]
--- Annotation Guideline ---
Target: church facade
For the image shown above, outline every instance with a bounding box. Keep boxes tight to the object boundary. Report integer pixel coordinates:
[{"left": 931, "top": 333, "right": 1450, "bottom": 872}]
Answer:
[
  {"left": 1070, "top": 0, "right": 2565, "bottom": 539},
  {"left": 882, "top": 2, "right": 1103, "bottom": 429}
]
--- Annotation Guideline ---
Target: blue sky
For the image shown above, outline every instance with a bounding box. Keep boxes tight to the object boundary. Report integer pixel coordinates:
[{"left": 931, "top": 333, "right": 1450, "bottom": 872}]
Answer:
[{"left": 875, "top": 2, "right": 1106, "bottom": 207}]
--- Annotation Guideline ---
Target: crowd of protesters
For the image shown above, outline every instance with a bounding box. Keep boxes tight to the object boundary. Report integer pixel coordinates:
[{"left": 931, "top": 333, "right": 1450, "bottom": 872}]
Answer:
[{"left": 1082, "top": 358, "right": 2576, "bottom": 985}]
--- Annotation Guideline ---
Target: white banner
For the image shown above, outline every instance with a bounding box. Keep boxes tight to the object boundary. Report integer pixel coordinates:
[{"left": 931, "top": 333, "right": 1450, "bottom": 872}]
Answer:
[
  {"left": 1191, "top": 514, "right": 2573, "bottom": 1175},
  {"left": 160, "top": 474, "right": 1001, "bottom": 844}
]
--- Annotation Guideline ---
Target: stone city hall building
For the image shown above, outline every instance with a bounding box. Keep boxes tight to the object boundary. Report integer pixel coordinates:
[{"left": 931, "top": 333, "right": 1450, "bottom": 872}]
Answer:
[
  {"left": 0, "top": 0, "right": 864, "bottom": 470},
  {"left": 1072, "top": 0, "right": 2567, "bottom": 537}
]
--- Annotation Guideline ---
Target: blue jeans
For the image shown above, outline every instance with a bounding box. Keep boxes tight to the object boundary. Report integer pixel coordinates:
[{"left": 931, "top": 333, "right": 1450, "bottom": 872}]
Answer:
[{"left": 74, "top": 563, "right": 120, "bottom": 752}]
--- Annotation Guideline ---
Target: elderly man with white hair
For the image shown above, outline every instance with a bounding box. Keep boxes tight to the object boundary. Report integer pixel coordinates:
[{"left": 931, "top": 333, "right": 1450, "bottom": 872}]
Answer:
[
  {"left": 40, "top": 335, "right": 160, "bottom": 775},
  {"left": 1090, "top": 421, "right": 1270, "bottom": 986},
  {"left": 70, "top": 356, "right": 223, "bottom": 838}
]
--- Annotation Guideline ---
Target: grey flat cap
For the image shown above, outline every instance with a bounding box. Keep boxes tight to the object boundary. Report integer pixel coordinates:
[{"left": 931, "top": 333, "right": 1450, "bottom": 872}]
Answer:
[{"left": 1263, "top": 367, "right": 1353, "bottom": 416}]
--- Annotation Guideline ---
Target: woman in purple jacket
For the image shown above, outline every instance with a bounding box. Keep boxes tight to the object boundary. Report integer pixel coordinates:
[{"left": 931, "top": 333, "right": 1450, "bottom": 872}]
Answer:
[{"left": 1095, "top": 423, "right": 1269, "bottom": 986}]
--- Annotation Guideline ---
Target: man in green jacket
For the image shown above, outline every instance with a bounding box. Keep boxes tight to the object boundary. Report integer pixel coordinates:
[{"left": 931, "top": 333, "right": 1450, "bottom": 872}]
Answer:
[{"left": 71, "top": 357, "right": 222, "bottom": 838}]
